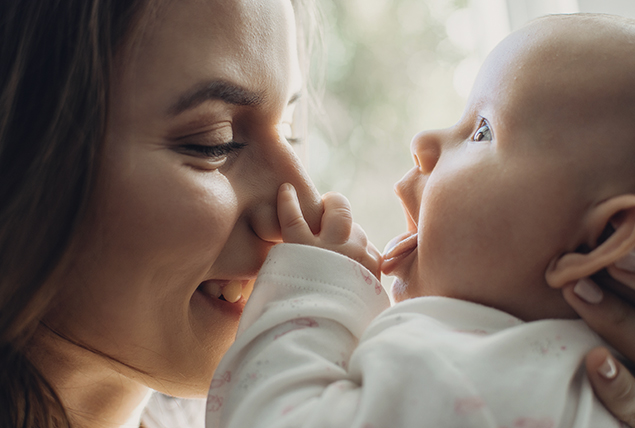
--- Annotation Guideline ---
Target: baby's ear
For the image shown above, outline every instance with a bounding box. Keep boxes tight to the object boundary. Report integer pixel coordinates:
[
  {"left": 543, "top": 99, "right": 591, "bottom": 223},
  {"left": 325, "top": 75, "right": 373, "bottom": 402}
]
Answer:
[{"left": 546, "top": 194, "right": 635, "bottom": 288}]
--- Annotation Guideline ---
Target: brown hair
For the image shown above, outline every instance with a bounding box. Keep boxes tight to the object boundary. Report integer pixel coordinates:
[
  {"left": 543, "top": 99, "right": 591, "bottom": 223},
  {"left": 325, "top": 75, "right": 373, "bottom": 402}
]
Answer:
[
  {"left": 0, "top": 0, "right": 320, "bottom": 425},
  {"left": 0, "top": 1, "right": 147, "bottom": 426}
]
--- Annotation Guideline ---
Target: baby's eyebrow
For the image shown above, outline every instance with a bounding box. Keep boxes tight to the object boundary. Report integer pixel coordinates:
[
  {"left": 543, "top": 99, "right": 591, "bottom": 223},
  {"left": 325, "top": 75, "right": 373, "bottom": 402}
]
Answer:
[{"left": 167, "top": 80, "right": 264, "bottom": 116}]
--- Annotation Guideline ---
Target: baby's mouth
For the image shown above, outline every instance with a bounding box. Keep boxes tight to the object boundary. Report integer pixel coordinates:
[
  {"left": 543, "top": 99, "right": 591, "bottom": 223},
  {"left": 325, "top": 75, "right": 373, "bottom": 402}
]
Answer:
[
  {"left": 198, "top": 279, "right": 254, "bottom": 303},
  {"left": 381, "top": 231, "right": 418, "bottom": 275}
]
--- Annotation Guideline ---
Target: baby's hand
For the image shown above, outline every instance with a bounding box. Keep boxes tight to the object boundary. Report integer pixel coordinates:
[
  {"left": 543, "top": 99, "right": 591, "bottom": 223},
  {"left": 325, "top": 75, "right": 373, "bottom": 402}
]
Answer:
[{"left": 277, "top": 183, "right": 381, "bottom": 279}]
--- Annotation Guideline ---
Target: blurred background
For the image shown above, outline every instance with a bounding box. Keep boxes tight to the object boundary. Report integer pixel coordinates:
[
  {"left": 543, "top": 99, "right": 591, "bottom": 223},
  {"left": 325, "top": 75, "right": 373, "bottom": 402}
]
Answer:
[{"left": 301, "top": 0, "right": 635, "bottom": 290}]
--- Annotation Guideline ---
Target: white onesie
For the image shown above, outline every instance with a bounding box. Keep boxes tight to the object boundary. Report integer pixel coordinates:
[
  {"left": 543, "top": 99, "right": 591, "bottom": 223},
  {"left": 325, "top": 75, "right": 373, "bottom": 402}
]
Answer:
[{"left": 206, "top": 243, "right": 620, "bottom": 428}]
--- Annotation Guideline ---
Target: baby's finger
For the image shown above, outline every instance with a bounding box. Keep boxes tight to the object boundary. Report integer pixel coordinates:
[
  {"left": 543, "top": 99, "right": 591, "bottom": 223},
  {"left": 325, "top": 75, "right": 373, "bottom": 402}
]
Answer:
[
  {"left": 277, "top": 183, "right": 315, "bottom": 244},
  {"left": 365, "top": 239, "right": 382, "bottom": 279},
  {"left": 563, "top": 280, "right": 635, "bottom": 361},
  {"left": 320, "top": 192, "right": 353, "bottom": 244},
  {"left": 586, "top": 347, "right": 635, "bottom": 427}
]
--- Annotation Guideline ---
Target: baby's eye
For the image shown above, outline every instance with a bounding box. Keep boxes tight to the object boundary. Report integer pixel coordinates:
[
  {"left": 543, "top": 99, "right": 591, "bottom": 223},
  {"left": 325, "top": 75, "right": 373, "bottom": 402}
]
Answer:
[{"left": 472, "top": 120, "right": 492, "bottom": 142}]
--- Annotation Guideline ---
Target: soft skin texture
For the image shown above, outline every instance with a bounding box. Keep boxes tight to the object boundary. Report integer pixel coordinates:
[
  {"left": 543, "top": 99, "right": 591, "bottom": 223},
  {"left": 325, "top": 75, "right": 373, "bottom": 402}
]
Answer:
[
  {"left": 277, "top": 184, "right": 381, "bottom": 278},
  {"left": 27, "top": 0, "right": 322, "bottom": 426},
  {"left": 387, "top": 14, "right": 635, "bottom": 322}
]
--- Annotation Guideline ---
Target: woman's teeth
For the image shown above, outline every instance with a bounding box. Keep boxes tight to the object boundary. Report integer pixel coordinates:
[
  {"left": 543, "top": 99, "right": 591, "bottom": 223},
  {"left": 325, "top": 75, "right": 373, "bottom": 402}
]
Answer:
[
  {"left": 222, "top": 280, "right": 243, "bottom": 303},
  {"left": 199, "top": 280, "right": 255, "bottom": 303},
  {"left": 243, "top": 280, "right": 254, "bottom": 301},
  {"left": 200, "top": 281, "right": 222, "bottom": 299}
]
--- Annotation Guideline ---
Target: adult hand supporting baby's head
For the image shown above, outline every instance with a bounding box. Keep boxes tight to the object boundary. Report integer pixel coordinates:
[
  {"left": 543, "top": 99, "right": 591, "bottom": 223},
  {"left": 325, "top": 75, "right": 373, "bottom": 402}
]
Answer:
[
  {"left": 561, "top": 253, "right": 635, "bottom": 427},
  {"left": 277, "top": 183, "right": 382, "bottom": 279},
  {"left": 542, "top": 191, "right": 635, "bottom": 425}
]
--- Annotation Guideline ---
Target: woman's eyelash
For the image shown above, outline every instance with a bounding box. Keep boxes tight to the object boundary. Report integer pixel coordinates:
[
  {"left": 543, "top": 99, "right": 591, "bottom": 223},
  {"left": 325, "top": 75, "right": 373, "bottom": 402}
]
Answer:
[
  {"left": 286, "top": 137, "right": 303, "bottom": 145},
  {"left": 178, "top": 141, "right": 247, "bottom": 158}
]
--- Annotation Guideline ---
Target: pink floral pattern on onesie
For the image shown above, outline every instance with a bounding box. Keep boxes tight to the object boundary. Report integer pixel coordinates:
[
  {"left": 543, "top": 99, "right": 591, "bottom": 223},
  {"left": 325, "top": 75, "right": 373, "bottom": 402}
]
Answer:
[
  {"left": 207, "top": 395, "right": 223, "bottom": 413},
  {"left": 209, "top": 370, "right": 231, "bottom": 389},
  {"left": 454, "top": 396, "right": 486, "bottom": 415},
  {"left": 512, "top": 417, "right": 554, "bottom": 428},
  {"left": 353, "top": 262, "right": 382, "bottom": 295}
]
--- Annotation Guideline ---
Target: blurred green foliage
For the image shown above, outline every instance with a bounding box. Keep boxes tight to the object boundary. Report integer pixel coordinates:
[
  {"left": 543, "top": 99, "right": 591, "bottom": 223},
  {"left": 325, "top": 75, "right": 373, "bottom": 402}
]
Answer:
[{"left": 307, "top": 0, "right": 471, "bottom": 261}]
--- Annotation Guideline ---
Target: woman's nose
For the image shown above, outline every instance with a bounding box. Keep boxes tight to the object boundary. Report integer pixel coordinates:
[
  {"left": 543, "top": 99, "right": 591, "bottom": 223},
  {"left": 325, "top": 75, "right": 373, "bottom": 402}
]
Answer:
[
  {"left": 248, "top": 138, "right": 323, "bottom": 243},
  {"left": 410, "top": 129, "right": 442, "bottom": 174}
]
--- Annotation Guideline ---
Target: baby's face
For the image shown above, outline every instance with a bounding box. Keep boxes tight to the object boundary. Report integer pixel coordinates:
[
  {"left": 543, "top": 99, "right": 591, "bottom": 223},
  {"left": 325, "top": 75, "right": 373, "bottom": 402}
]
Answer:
[{"left": 383, "top": 16, "right": 635, "bottom": 320}]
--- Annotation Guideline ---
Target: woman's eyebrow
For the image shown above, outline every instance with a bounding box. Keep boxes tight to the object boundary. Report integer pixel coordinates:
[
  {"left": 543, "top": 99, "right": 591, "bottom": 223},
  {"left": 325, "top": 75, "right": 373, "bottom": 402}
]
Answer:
[
  {"left": 288, "top": 91, "right": 301, "bottom": 106},
  {"left": 167, "top": 80, "right": 264, "bottom": 116}
]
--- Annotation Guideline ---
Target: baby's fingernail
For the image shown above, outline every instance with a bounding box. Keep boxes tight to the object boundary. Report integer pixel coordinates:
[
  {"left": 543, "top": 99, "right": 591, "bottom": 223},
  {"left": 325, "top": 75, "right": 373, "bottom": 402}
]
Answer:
[
  {"left": 573, "top": 278, "right": 604, "bottom": 304},
  {"left": 615, "top": 249, "right": 635, "bottom": 272},
  {"left": 598, "top": 355, "right": 617, "bottom": 380},
  {"left": 281, "top": 183, "right": 293, "bottom": 192}
]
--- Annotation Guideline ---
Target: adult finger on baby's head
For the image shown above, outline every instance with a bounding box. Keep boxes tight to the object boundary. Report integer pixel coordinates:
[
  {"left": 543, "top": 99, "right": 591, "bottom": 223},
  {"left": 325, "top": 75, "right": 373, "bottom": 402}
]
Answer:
[
  {"left": 586, "top": 347, "right": 635, "bottom": 427},
  {"left": 320, "top": 192, "right": 353, "bottom": 244},
  {"left": 278, "top": 183, "right": 315, "bottom": 244},
  {"left": 563, "top": 281, "right": 635, "bottom": 361}
]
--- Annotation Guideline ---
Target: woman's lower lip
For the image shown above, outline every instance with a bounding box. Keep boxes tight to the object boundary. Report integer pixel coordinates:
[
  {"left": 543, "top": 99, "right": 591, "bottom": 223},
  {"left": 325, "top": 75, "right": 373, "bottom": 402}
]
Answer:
[{"left": 381, "top": 232, "right": 418, "bottom": 275}]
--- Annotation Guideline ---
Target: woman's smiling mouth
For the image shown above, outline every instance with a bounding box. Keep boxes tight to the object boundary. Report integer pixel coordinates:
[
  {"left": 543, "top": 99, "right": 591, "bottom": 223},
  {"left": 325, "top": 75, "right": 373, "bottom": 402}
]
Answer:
[{"left": 198, "top": 279, "right": 255, "bottom": 303}]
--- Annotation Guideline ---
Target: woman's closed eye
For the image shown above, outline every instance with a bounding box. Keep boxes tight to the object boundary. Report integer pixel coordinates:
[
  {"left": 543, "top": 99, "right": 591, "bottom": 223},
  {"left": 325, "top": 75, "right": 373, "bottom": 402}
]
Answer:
[
  {"left": 174, "top": 140, "right": 247, "bottom": 169},
  {"left": 472, "top": 119, "right": 493, "bottom": 142},
  {"left": 280, "top": 121, "right": 302, "bottom": 145},
  {"left": 177, "top": 141, "right": 246, "bottom": 158}
]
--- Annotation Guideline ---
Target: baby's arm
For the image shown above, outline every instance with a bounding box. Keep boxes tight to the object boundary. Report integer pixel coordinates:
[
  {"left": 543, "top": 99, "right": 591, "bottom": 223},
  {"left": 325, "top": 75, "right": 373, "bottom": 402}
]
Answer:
[
  {"left": 206, "top": 241, "right": 391, "bottom": 428},
  {"left": 205, "top": 184, "right": 390, "bottom": 427},
  {"left": 277, "top": 183, "right": 381, "bottom": 279}
]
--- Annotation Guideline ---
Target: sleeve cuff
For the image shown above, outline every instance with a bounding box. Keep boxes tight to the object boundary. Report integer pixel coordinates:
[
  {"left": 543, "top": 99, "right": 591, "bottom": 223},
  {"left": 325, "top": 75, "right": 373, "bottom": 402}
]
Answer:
[{"left": 236, "top": 243, "right": 391, "bottom": 339}]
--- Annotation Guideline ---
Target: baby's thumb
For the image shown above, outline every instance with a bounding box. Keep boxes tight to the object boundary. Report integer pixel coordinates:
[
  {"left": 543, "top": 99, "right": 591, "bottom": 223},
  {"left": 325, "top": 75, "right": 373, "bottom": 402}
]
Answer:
[{"left": 277, "top": 183, "right": 314, "bottom": 244}]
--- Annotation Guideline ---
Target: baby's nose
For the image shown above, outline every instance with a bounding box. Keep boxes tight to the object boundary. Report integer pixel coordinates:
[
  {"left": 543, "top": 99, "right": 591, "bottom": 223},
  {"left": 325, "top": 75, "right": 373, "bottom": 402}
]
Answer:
[{"left": 410, "top": 129, "right": 442, "bottom": 174}]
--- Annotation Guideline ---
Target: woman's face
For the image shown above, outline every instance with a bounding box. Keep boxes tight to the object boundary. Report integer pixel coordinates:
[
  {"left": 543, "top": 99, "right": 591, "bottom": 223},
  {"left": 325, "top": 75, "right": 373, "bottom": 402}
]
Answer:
[{"left": 45, "top": 0, "right": 321, "bottom": 397}]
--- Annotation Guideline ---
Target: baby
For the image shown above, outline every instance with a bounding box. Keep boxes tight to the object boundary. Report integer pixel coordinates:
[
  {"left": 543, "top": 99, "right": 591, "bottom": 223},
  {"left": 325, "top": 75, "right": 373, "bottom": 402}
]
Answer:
[{"left": 206, "top": 14, "right": 635, "bottom": 428}]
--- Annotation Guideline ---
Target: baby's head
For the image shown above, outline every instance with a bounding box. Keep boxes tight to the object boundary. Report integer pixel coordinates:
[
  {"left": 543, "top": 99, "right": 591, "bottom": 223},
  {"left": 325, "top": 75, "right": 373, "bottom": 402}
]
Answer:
[{"left": 384, "top": 14, "right": 635, "bottom": 321}]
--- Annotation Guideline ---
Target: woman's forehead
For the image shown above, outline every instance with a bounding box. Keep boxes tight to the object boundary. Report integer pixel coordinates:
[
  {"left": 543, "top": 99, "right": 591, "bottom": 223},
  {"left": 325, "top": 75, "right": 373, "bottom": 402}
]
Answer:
[{"left": 112, "top": 0, "right": 299, "bottom": 117}]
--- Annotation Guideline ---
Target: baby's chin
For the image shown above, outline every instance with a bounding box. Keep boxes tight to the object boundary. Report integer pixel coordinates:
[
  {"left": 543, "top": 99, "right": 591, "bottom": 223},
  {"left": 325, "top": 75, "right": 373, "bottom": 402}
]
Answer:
[{"left": 390, "top": 276, "right": 412, "bottom": 303}]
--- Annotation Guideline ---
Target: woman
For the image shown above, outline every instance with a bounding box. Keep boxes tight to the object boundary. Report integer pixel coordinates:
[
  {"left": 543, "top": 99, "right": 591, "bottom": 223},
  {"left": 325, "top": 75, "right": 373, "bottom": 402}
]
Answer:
[
  {"left": 0, "top": 0, "right": 634, "bottom": 427},
  {"left": 1, "top": 0, "right": 321, "bottom": 426}
]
